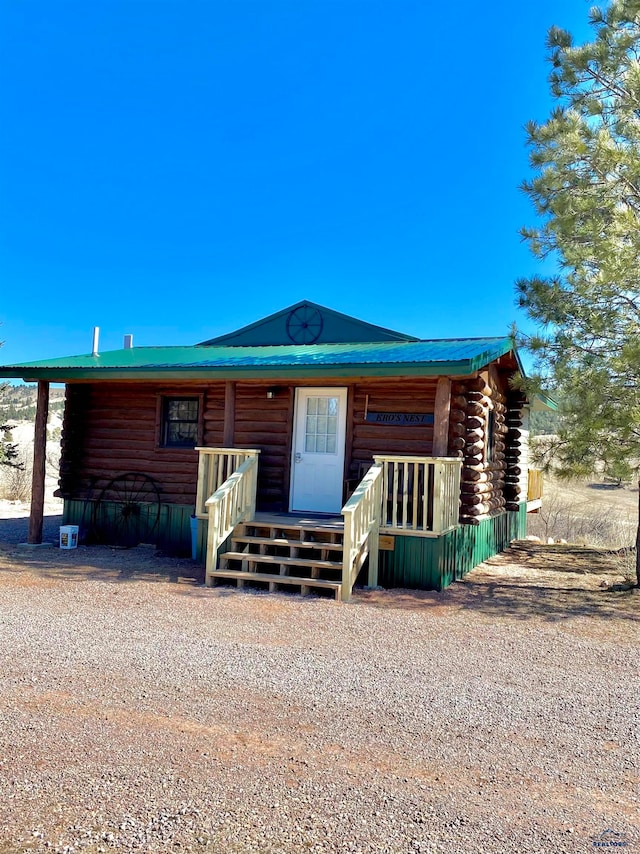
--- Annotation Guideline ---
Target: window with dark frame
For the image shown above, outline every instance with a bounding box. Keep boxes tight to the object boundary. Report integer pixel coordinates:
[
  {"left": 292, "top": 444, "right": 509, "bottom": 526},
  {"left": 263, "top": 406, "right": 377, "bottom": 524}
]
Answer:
[{"left": 161, "top": 397, "right": 200, "bottom": 448}]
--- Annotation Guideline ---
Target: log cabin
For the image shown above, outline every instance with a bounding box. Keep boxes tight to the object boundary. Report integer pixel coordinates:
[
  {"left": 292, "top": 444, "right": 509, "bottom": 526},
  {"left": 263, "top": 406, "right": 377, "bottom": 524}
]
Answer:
[{"left": 0, "top": 301, "right": 550, "bottom": 599}]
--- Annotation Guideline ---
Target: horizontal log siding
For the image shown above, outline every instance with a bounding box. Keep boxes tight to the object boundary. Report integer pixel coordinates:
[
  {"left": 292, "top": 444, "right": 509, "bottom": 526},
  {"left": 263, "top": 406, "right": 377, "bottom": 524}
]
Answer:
[
  {"left": 349, "top": 379, "right": 438, "bottom": 475},
  {"left": 59, "top": 384, "right": 91, "bottom": 501},
  {"left": 203, "top": 386, "right": 226, "bottom": 446},
  {"left": 203, "top": 378, "right": 441, "bottom": 510},
  {"left": 60, "top": 376, "right": 454, "bottom": 514},
  {"left": 59, "top": 382, "right": 225, "bottom": 505},
  {"left": 234, "top": 384, "right": 292, "bottom": 510}
]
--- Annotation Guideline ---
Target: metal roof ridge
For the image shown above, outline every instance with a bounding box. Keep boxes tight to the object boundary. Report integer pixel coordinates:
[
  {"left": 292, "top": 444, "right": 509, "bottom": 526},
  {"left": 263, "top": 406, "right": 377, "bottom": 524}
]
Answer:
[
  {"left": 195, "top": 336, "right": 512, "bottom": 348},
  {"left": 38, "top": 336, "right": 513, "bottom": 359}
]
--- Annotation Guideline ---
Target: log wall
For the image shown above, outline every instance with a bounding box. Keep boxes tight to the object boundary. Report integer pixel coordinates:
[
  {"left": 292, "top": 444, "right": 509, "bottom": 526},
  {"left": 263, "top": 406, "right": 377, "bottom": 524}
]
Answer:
[
  {"left": 58, "top": 374, "right": 513, "bottom": 514},
  {"left": 350, "top": 378, "right": 438, "bottom": 465},
  {"left": 59, "top": 382, "right": 224, "bottom": 506},
  {"left": 59, "top": 378, "right": 441, "bottom": 510},
  {"left": 448, "top": 368, "right": 514, "bottom": 525},
  {"left": 504, "top": 387, "right": 527, "bottom": 512},
  {"left": 518, "top": 405, "right": 531, "bottom": 499},
  {"left": 234, "top": 384, "right": 293, "bottom": 510}
]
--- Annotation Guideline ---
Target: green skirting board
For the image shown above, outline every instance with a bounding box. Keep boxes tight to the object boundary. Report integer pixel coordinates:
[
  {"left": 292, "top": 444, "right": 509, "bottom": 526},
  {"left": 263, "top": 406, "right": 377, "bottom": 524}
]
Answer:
[
  {"left": 378, "top": 504, "right": 527, "bottom": 590},
  {"left": 63, "top": 499, "right": 203, "bottom": 557}
]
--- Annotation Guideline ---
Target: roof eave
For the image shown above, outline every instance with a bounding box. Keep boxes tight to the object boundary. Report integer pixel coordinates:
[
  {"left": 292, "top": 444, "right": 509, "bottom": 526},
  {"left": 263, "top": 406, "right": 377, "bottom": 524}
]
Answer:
[
  {"left": 531, "top": 392, "right": 558, "bottom": 412},
  {"left": 1, "top": 359, "right": 492, "bottom": 382}
]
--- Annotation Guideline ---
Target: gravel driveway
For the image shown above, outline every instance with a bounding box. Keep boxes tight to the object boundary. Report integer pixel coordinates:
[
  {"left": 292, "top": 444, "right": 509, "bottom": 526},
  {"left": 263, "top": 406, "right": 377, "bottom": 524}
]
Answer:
[{"left": 0, "top": 541, "right": 638, "bottom": 853}]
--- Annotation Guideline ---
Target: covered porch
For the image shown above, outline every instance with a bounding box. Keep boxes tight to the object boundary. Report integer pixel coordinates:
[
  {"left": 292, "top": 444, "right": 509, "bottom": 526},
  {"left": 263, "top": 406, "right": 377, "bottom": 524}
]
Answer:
[{"left": 194, "top": 447, "right": 462, "bottom": 600}]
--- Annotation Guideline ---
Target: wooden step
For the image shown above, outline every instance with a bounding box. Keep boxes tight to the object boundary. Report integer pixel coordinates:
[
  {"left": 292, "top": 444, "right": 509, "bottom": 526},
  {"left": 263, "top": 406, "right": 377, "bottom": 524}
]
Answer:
[
  {"left": 245, "top": 523, "right": 344, "bottom": 540},
  {"left": 220, "top": 552, "right": 343, "bottom": 571},
  {"left": 210, "top": 569, "right": 342, "bottom": 600},
  {"left": 231, "top": 535, "right": 343, "bottom": 552},
  {"left": 211, "top": 569, "right": 341, "bottom": 589}
]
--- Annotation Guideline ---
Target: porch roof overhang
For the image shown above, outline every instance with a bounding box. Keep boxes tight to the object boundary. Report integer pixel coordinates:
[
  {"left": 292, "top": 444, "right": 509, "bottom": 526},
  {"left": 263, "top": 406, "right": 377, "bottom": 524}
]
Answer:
[
  {"left": 531, "top": 391, "right": 558, "bottom": 412},
  {"left": 0, "top": 337, "right": 521, "bottom": 382}
]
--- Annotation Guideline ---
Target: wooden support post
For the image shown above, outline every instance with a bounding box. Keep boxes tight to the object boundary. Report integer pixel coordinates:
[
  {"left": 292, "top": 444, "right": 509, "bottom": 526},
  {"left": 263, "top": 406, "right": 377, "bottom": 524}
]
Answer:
[
  {"left": 341, "top": 515, "right": 353, "bottom": 602},
  {"left": 432, "top": 377, "right": 451, "bottom": 457},
  {"left": 343, "top": 384, "right": 355, "bottom": 486},
  {"left": 28, "top": 381, "right": 49, "bottom": 544},
  {"left": 223, "top": 381, "right": 236, "bottom": 447},
  {"left": 282, "top": 386, "right": 295, "bottom": 510},
  {"left": 205, "top": 502, "right": 219, "bottom": 586},
  {"left": 247, "top": 455, "right": 257, "bottom": 520},
  {"left": 367, "top": 523, "right": 379, "bottom": 588}
]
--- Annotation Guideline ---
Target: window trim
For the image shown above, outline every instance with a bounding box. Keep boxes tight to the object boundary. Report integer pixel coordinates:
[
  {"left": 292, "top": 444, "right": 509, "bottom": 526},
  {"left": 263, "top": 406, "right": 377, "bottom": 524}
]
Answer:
[{"left": 155, "top": 394, "right": 204, "bottom": 450}]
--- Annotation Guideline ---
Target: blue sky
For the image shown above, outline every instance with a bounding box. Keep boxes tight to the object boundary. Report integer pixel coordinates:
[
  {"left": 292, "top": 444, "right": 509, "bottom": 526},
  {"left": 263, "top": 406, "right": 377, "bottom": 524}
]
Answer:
[{"left": 0, "top": 0, "right": 594, "bottom": 366}]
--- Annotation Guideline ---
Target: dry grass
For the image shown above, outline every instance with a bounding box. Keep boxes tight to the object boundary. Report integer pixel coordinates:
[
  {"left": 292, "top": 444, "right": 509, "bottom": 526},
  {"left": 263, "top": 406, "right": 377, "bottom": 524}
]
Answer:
[
  {"left": 528, "top": 476, "right": 637, "bottom": 545},
  {"left": 527, "top": 476, "right": 638, "bottom": 584}
]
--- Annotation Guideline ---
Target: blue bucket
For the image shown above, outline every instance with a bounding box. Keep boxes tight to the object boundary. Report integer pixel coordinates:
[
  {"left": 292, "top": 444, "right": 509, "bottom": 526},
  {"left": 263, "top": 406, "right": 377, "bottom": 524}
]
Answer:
[{"left": 190, "top": 515, "right": 199, "bottom": 561}]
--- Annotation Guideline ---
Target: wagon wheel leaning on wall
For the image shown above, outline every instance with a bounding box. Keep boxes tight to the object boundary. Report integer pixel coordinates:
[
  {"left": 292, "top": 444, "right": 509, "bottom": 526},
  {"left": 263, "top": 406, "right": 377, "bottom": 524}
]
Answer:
[
  {"left": 76, "top": 475, "right": 102, "bottom": 543},
  {"left": 92, "top": 473, "right": 162, "bottom": 548}
]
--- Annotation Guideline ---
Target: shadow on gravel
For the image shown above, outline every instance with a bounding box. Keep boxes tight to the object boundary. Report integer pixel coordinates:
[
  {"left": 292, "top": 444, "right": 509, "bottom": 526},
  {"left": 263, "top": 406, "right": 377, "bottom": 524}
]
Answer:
[
  {"left": 0, "top": 541, "right": 204, "bottom": 586},
  {"left": 0, "top": 512, "right": 204, "bottom": 586},
  {"left": 454, "top": 542, "right": 639, "bottom": 623},
  {"left": 2, "top": 531, "right": 638, "bottom": 621},
  {"left": 358, "top": 543, "right": 639, "bottom": 624},
  {"left": 453, "top": 580, "right": 639, "bottom": 623},
  {"left": 587, "top": 482, "right": 625, "bottom": 491},
  {"left": 0, "top": 513, "right": 63, "bottom": 545}
]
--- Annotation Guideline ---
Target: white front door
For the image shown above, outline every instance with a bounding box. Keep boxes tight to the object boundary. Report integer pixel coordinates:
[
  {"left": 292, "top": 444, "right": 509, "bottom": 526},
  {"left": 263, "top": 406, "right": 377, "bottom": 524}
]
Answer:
[{"left": 290, "top": 388, "right": 348, "bottom": 513}]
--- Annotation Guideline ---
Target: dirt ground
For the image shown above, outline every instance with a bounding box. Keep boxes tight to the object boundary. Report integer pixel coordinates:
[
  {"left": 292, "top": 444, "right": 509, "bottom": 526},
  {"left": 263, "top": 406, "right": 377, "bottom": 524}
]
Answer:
[
  {"left": 1, "top": 531, "right": 637, "bottom": 638},
  {"left": 543, "top": 477, "right": 638, "bottom": 514},
  {"left": 1, "top": 533, "right": 636, "bottom": 619}
]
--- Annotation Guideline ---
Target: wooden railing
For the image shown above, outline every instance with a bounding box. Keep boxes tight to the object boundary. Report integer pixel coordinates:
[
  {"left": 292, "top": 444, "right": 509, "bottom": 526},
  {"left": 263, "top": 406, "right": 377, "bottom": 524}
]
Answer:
[
  {"left": 341, "top": 463, "right": 383, "bottom": 601},
  {"left": 373, "top": 455, "right": 462, "bottom": 535},
  {"left": 204, "top": 454, "right": 259, "bottom": 586},
  {"left": 195, "top": 447, "right": 261, "bottom": 519}
]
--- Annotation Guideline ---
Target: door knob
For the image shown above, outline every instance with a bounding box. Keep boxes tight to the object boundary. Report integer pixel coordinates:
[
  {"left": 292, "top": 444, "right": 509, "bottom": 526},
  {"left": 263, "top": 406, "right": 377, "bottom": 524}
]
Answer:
[{"left": 295, "top": 453, "right": 302, "bottom": 463}]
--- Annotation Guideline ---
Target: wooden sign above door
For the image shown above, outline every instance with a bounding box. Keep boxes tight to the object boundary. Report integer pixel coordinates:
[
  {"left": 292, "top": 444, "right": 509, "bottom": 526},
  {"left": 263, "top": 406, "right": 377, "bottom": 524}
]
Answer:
[{"left": 365, "top": 412, "right": 434, "bottom": 425}]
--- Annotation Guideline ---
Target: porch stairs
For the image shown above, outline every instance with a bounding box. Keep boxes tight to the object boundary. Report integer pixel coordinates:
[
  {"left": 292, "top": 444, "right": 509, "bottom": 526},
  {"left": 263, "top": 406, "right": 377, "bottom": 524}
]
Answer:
[{"left": 210, "top": 516, "right": 346, "bottom": 601}]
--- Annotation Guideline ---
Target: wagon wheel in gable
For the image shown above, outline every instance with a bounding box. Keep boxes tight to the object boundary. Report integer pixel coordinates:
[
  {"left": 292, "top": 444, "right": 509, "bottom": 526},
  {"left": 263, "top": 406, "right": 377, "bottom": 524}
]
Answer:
[
  {"left": 92, "top": 472, "right": 162, "bottom": 548},
  {"left": 285, "top": 304, "right": 324, "bottom": 344}
]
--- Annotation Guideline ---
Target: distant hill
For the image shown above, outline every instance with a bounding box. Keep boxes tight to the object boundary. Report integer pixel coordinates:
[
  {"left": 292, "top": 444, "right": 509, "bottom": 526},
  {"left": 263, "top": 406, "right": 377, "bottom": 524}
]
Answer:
[
  {"left": 530, "top": 407, "right": 563, "bottom": 436},
  {"left": 0, "top": 384, "right": 64, "bottom": 507},
  {"left": 0, "top": 383, "right": 65, "bottom": 424}
]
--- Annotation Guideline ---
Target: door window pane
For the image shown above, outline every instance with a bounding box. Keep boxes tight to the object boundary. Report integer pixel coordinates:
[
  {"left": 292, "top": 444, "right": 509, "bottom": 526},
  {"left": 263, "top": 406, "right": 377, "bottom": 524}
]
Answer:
[{"left": 303, "top": 396, "right": 339, "bottom": 455}]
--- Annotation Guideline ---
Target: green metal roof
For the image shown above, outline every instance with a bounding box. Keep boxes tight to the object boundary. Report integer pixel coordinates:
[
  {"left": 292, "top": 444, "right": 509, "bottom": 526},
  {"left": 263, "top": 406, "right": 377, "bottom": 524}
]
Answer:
[{"left": 0, "top": 337, "right": 519, "bottom": 381}]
